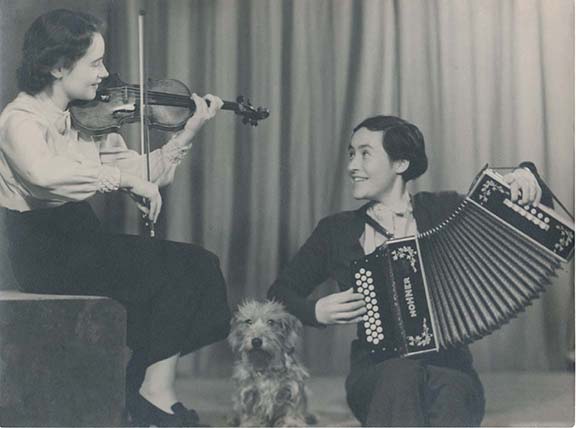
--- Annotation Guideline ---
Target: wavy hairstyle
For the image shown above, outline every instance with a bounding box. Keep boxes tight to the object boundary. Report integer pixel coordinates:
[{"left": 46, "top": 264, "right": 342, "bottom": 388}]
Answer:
[
  {"left": 17, "top": 9, "right": 103, "bottom": 95},
  {"left": 352, "top": 115, "right": 428, "bottom": 182}
]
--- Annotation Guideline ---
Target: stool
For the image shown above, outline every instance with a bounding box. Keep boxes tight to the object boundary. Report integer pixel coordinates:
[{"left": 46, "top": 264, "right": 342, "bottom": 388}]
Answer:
[{"left": 0, "top": 291, "right": 126, "bottom": 427}]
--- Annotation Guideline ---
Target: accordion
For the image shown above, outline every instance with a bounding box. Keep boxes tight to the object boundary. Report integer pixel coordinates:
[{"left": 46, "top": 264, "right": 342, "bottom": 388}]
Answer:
[{"left": 351, "top": 168, "right": 574, "bottom": 359}]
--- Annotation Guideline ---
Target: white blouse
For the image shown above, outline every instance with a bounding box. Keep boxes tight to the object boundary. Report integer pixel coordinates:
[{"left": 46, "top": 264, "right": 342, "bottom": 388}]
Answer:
[
  {"left": 360, "top": 196, "right": 418, "bottom": 254},
  {"left": 0, "top": 92, "right": 190, "bottom": 211}
]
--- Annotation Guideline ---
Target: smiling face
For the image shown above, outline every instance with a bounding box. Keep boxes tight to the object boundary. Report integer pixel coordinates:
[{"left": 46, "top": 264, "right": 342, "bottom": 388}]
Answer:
[
  {"left": 347, "top": 127, "right": 408, "bottom": 202},
  {"left": 53, "top": 32, "right": 109, "bottom": 103}
]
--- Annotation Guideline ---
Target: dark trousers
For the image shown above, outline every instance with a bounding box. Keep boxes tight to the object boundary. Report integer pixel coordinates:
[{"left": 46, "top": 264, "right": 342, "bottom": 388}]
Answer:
[
  {"left": 3, "top": 202, "right": 232, "bottom": 392},
  {"left": 346, "top": 358, "right": 485, "bottom": 427}
]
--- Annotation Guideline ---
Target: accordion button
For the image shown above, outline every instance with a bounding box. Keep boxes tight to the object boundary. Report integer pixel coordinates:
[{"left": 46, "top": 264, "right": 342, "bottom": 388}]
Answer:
[
  {"left": 537, "top": 212, "right": 543, "bottom": 219},
  {"left": 361, "top": 275, "right": 366, "bottom": 281},
  {"left": 364, "top": 322, "right": 370, "bottom": 328},
  {"left": 355, "top": 273, "right": 361, "bottom": 279},
  {"left": 367, "top": 303, "right": 373, "bottom": 309},
  {"left": 368, "top": 278, "right": 374, "bottom": 284},
  {"left": 364, "top": 297, "right": 370, "bottom": 303},
  {"left": 367, "top": 336, "right": 373, "bottom": 343},
  {"left": 366, "top": 271, "right": 372, "bottom": 277},
  {"left": 360, "top": 268, "right": 366, "bottom": 274},
  {"left": 373, "top": 305, "right": 379, "bottom": 311},
  {"left": 530, "top": 208, "right": 537, "bottom": 214},
  {"left": 373, "top": 339, "right": 380, "bottom": 345},
  {"left": 377, "top": 326, "right": 383, "bottom": 333},
  {"left": 375, "top": 319, "right": 381, "bottom": 325},
  {"left": 363, "top": 315, "right": 369, "bottom": 321},
  {"left": 368, "top": 310, "right": 374, "bottom": 316},
  {"left": 370, "top": 292, "right": 376, "bottom": 298},
  {"left": 378, "top": 334, "right": 384, "bottom": 340},
  {"left": 356, "top": 280, "right": 362, "bottom": 286},
  {"left": 544, "top": 217, "right": 550, "bottom": 223}
]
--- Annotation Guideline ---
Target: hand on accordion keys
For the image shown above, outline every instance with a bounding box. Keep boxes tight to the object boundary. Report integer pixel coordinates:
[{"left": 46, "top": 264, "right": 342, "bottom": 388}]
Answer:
[
  {"left": 502, "top": 168, "right": 542, "bottom": 206},
  {"left": 315, "top": 288, "right": 367, "bottom": 325}
]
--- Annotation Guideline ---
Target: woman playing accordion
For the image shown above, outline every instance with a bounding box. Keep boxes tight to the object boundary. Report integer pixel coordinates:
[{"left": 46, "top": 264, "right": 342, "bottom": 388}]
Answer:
[{"left": 268, "top": 115, "right": 550, "bottom": 427}]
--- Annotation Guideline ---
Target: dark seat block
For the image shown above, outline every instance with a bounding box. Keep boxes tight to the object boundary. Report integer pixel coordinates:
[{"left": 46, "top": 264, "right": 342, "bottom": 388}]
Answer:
[{"left": 0, "top": 292, "right": 126, "bottom": 427}]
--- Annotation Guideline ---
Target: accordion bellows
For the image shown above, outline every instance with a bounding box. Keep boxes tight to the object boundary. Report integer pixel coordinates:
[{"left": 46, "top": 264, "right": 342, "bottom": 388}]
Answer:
[{"left": 352, "top": 169, "right": 574, "bottom": 360}]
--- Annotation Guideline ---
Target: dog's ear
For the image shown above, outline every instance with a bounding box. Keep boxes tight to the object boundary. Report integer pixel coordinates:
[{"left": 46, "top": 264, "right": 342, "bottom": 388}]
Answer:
[
  {"left": 228, "top": 314, "right": 242, "bottom": 352},
  {"left": 281, "top": 312, "right": 302, "bottom": 349}
]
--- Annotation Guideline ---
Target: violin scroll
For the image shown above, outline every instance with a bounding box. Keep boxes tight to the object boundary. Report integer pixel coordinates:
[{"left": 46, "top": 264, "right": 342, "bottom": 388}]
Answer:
[{"left": 233, "top": 96, "right": 270, "bottom": 127}]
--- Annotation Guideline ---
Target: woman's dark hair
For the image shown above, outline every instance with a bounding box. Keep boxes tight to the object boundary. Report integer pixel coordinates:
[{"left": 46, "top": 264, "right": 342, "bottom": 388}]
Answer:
[
  {"left": 353, "top": 115, "right": 428, "bottom": 181},
  {"left": 17, "top": 9, "right": 104, "bottom": 94}
]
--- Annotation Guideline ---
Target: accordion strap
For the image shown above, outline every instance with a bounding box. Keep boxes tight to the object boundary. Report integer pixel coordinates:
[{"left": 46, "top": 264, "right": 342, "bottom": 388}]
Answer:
[{"left": 362, "top": 211, "right": 395, "bottom": 240}]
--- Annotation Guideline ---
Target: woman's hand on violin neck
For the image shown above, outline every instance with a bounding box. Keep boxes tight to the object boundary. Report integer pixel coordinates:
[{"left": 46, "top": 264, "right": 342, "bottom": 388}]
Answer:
[
  {"left": 120, "top": 174, "right": 162, "bottom": 223},
  {"left": 182, "top": 93, "right": 224, "bottom": 137}
]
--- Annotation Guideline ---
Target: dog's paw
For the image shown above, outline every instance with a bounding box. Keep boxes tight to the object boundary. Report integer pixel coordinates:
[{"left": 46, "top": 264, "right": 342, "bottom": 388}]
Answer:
[
  {"left": 273, "top": 416, "right": 308, "bottom": 427},
  {"left": 226, "top": 413, "right": 241, "bottom": 426},
  {"left": 305, "top": 413, "right": 318, "bottom": 425}
]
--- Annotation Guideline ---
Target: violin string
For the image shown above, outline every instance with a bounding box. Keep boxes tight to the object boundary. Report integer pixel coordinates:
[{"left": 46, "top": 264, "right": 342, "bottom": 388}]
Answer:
[
  {"left": 121, "top": 87, "right": 197, "bottom": 105},
  {"left": 102, "top": 87, "right": 240, "bottom": 109},
  {"left": 101, "top": 86, "right": 193, "bottom": 106}
]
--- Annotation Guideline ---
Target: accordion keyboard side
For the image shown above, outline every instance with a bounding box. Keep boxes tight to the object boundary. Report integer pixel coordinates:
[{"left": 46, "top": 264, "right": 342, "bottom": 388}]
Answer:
[
  {"left": 351, "top": 247, "right": 401, "bottom": 360},
  {"left": 351, "top": 244, "right": 440, "bottom": 360}
]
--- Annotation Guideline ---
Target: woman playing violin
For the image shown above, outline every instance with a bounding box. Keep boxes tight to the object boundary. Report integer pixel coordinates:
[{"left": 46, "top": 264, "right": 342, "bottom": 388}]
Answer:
[{"left": 0, "top": 9, "right": 229, "bottom": 427}]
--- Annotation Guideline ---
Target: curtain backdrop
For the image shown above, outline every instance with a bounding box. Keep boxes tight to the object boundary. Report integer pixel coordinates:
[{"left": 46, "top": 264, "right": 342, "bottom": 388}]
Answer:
[{"left": 0, "top": 0, "right": 573, "bottom": 377}]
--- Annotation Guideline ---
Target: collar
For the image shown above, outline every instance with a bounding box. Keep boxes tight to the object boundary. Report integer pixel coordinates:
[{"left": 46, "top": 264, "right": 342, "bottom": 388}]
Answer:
[
  {"left": 32, "top": 92, "right": 71, "bottom": 135},
  {"left": 369, "top": 193, "right": 413, "bottom": 218}
]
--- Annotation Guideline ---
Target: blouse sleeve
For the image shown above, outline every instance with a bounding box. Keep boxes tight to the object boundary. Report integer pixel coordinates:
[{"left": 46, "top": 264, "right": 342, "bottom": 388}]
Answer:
[
  {"left": 1, "top": 112, "right": 120, "bottom": 202},
  {"left": 98, "top": 133, "right": 191, "bottom": 187},
  {"left": 267, "top": 218, "right": 334, "bottom": 327}
]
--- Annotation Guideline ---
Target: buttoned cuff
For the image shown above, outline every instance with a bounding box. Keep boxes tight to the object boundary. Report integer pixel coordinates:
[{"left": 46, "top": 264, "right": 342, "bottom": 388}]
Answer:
[{"left": 161, "top": 135, "right": 191, "bottom": 165}]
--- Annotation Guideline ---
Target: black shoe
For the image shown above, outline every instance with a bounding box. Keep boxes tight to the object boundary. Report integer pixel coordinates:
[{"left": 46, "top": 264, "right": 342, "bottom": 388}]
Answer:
[{"left": 127, "top": 392, "right": 209, "bottom": 427}]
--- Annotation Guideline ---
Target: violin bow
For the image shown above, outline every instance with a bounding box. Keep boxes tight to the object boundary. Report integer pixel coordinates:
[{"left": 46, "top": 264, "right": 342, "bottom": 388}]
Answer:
[{"left": 138, "top": 10, "right": 155, "bottom": 238}]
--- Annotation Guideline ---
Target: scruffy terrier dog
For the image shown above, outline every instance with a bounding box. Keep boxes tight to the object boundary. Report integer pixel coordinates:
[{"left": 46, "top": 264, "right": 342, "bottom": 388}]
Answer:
[{"left": 228, "top": 300, "right": 315, "bottom": 427}]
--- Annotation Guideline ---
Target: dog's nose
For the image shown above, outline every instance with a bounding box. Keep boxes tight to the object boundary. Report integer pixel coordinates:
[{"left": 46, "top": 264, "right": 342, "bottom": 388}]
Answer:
[{"left": 251, "top": 337, "right": 263, "bottom": 348}]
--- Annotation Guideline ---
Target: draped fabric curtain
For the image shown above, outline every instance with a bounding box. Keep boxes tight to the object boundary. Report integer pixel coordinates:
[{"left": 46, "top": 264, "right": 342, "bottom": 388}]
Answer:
[
  {"left": 0, "top": 0, "right": 572, "bottom": 376},
  {"left": 102, "top": 0, "right": 573, "bottom": 376}
]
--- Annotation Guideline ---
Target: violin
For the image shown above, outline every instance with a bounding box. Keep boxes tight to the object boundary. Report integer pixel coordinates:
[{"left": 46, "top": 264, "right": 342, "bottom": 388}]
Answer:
[{"left": 70, "top": 73, "right": 270, "bottom": 135}]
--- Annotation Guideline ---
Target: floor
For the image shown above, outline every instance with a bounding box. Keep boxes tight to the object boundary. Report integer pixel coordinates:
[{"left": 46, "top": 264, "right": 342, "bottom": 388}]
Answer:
[{"left": 175, "top": 371, "right": 574, "bottom": 427}]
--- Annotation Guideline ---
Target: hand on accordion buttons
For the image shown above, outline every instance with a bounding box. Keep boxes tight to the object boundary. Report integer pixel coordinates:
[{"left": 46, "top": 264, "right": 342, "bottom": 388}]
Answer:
[
  {"left": 503, "top": 168, "right": 542, "bottom": 206},
  {"left": 315, "top": 288, "right": 367, "bottom": 325}
]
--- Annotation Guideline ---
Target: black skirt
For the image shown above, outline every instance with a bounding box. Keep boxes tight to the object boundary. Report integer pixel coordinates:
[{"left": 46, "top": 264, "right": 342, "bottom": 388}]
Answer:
[{"left": 3, "top": 201, "right": 231, "bottom": 365}]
